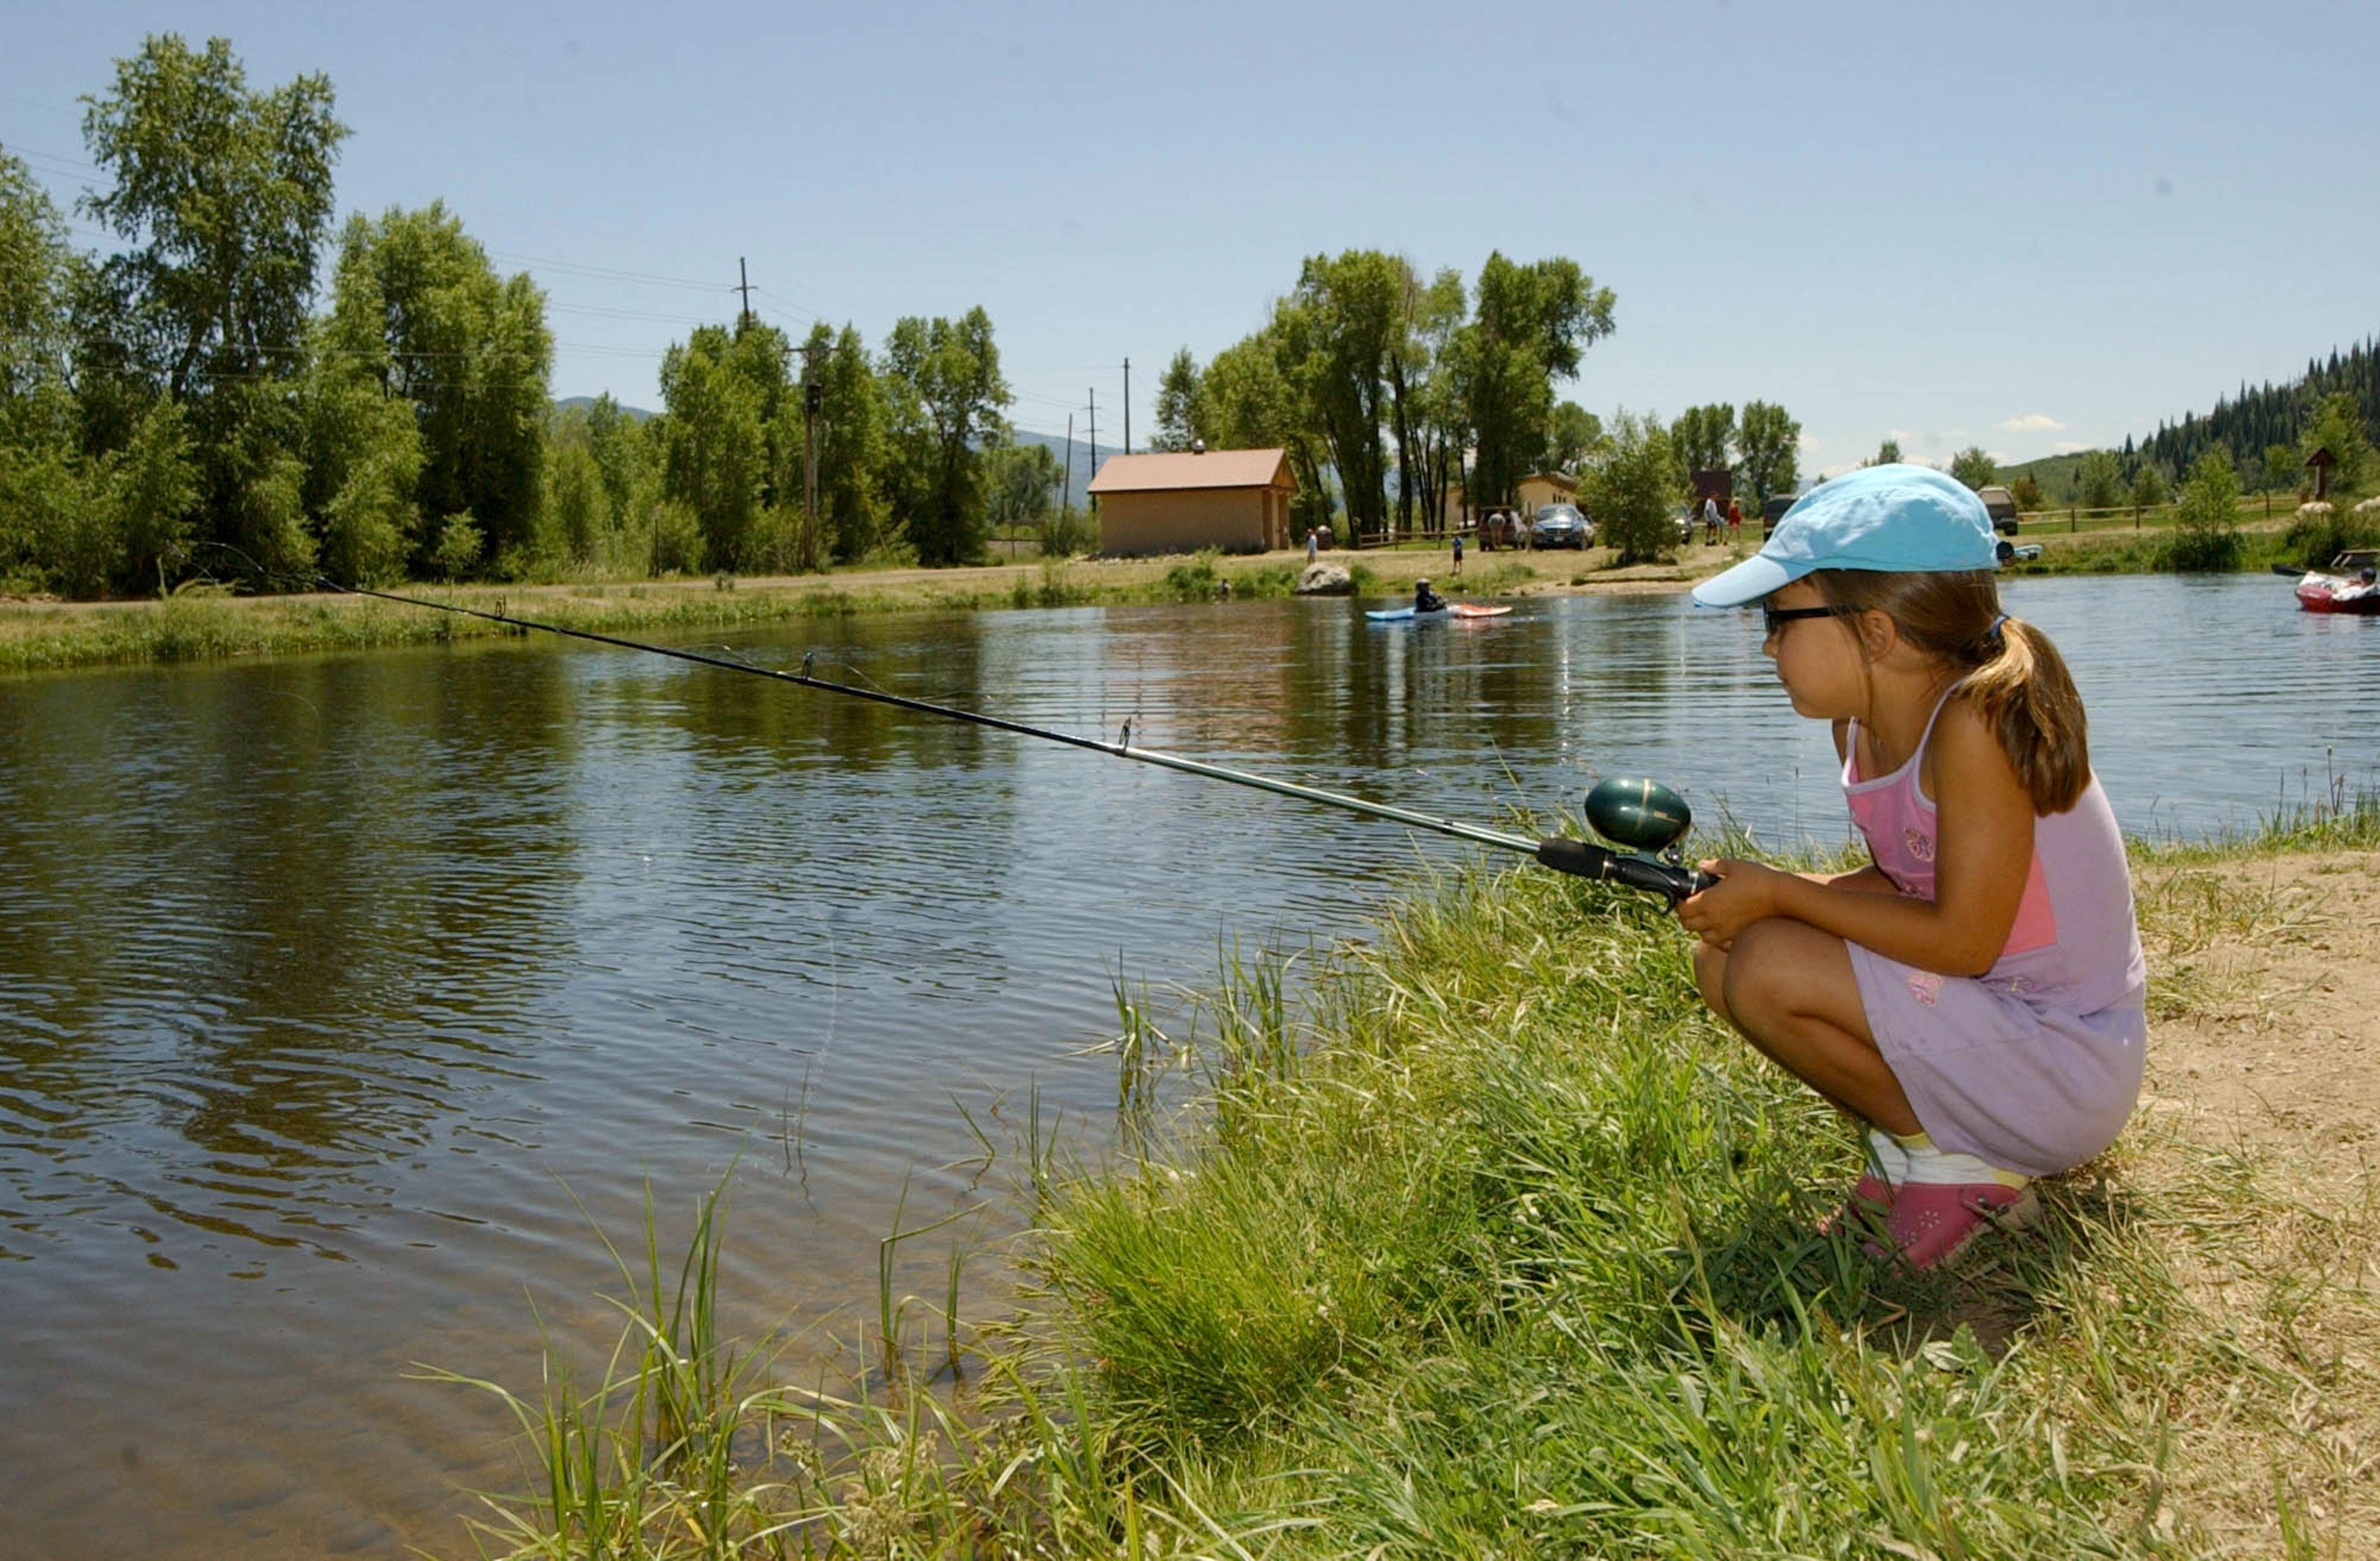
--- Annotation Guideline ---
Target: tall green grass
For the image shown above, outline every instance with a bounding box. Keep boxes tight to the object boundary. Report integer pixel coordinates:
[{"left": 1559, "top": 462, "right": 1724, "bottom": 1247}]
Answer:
[{"left": 437, "top": 834, "right": 2378, "bottom": 1558}]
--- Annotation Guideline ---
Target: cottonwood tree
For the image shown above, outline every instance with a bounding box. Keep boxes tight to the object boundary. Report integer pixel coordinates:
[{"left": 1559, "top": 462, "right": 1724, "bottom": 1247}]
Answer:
[
  {"left": 1196, "top": 326, "right": 1332, "bottom": 536},
  {"left": 0, "top": 149, "right": 196, "bottom": 596},
  {"left": 659, "top": 322, "right": 795, "bottom": 571},
  {"left": 1735, "top": 401, "right": 1801, "bottom": 501},
  {"left": 1388, "top": 266, "right": 1466, "bottom": 536},
  {"left": 879, "top": 308, "right": 1009, "bottom": 566},
  {"left": 1458, "top": 254, "right": 1614, "bottom": 510},
  {"left": 805, "top": 323, "right": 887, "bottom": 562},
  {"left": 983, "top": 440, "right": 1061, "bottom": 529},
  {"left": 81, "top": 34, "right": 346, "bottom": 574},
  {"left": 1670, "top": 404, "right": 1735, "bottom": 480},
  {"left": 322, "top": 203, "right": 551, "bottom": 573},
  {"left": 1872, "top": 438, "right": 1904, "bottom": 466},
  {"left": 1545, "top": 401, "right": 1604, "bottom": 473},
  {"left": 1278, "top": 251, "right": 1403, "bottom": 540}
]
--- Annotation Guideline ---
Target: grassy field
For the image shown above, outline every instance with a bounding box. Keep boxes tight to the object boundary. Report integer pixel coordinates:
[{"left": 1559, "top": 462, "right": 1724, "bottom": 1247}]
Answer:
[{"left": 430, "top": 798, "right": 2380, "bottom": 1559}]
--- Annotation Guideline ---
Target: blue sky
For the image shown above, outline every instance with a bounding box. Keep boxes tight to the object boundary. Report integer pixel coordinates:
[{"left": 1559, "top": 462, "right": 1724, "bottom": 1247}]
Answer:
[{"left": 7, "top": 0, "right": 2375, "bottom": 477}]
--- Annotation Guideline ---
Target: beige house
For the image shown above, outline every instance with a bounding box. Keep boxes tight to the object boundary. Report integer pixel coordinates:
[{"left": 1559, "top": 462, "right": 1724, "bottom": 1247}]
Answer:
[
  {"left": 1436, "top": 470, "right": 1582, "bottom": 531},
  {"left": 1514, "top": 471, "right": 1580, "bottom": 515},
  {"left": 1087, "top": 448, "right": 1296, "bottom": 555}
]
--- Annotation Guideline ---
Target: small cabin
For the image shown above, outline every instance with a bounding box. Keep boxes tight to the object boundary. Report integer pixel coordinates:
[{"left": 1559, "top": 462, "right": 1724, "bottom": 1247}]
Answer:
[{"left": 1087, "top": 448, "right": 1297, "bottom": 555}]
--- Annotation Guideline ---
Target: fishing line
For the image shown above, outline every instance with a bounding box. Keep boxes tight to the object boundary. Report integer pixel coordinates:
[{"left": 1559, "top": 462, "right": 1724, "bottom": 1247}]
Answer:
[{"left": 177, "top": 546, "right": 1716, "bottom": 905}]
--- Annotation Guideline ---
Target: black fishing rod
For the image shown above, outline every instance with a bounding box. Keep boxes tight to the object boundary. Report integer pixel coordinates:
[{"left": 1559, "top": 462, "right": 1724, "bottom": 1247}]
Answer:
[{"left": 202, "top": 554, "right": 1716, "bottom": 906}]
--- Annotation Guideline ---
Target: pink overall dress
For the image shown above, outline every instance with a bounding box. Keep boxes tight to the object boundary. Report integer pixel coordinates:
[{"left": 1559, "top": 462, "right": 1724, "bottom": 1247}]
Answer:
[{"left": 1843, "top": 690, "right": 2149, "bottom": 1177}]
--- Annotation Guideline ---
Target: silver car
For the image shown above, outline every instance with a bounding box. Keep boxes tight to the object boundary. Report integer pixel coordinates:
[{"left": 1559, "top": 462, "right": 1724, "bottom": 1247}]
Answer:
[{"left": 1531, "top": 503, "right": 1592, "bottom": 549}]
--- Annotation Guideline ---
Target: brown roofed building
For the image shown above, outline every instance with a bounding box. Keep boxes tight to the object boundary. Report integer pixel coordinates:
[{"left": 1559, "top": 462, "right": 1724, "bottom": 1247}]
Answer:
[{"left": 1086, "top": 448, "right": 1296, "bottom": 555}]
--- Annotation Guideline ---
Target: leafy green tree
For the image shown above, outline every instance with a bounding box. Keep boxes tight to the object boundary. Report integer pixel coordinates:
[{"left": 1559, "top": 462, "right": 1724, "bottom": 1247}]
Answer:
[
  {"left": 298, "top": 337, "right": 420, "bottom": 584},
  {"left": 808, "top": 324, "right": 886, "bottom": 563},
  {"left": 543, "top": 418, "right": 609, "bottom": 568},
  {"left": 1669, "top": 404, "right": 1734, "bottom": 479},
  {"left": 2168, "top": 447, "right": 2240, "bottom": 571},
  {"left": 2262, "top": 442, "right": 2301, "bottom": 497},
  {"left": 582, "top": 394, "right": 661, "bottom": 569},
  {"left": 1456, "top": 254, "right": 1615, "bottom": 511},
  {"left": 1734, "top": 401, "right": 1801, "bottom": 502},
  {"left": 1278, "top": 251, "right": 1404, "bottom": 540},
  {"left": 2078, "top": 449, "right": 2124, "bottom": 510},
  {"left": 1585, "top": 411, "right": 1682, "bottom": 564},
  {"left": 2010, "top": 473, "right": 2044, "bottom": 511},
  {"left": 0, "top": 151, "right": 75, "bottom": 429},
  {"left": 2129, "top": 462, "right": 2168, "bottom": 510},
  {"left": 984, "top": 440, "right": 1061, "bottom": 529},
  {"left": 1871, "top": 438, "right": 1904, "bottom": 466},
  {"left": 1949, "top": 446, "right": 1999, "bottom": 491},
  {"left": 658, "top": 324, "right": 778, "bottom": 571},
  {"left": 2299, "top": 390, "right": 2371, "bottom": 499},
  {"left": 1545, "top": 401, "right": 1605, "bottom": 472},
  {"left": 1151, "top": 347, "right": 1201, "bottom": 452},
  {"left": 878, "top": 307, "right": 1009, "bottom": 566},
  {"left": 1382, "top": 265, "right": 1467, "bottom": 535},
  {"left": 432, "top": 511, "right": 482, "bottom": 579},
  {"left": 79, "top": 34, "right": 345, "bottom": 573},
  {"left": 321, "top": 203, "right": 551, "bottom": 572},
  {"left": 1196, "top": 326, "right": 1330, "bottom": 536}
]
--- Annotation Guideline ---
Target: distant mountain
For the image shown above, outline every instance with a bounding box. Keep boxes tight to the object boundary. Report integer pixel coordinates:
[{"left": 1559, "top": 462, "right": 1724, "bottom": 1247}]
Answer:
[
  {"left": 556, "top": 395, "right": 654, "bottom": 421},
  {"left": 2002, "top": 335, "right": 2379, "bottom": 502},
  {"left": 1011, "top": 426, "right": 1110, "bottom": 512}
]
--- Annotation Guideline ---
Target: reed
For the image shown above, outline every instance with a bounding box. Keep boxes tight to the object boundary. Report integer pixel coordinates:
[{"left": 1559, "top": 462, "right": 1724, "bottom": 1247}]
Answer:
[{"left": 437, "top": 830, "right": 2378, "bottom": 1558}]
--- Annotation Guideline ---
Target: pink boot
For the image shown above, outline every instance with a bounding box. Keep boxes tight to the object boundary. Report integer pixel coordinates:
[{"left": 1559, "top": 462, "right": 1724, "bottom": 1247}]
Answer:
[
  {"left": 1880, "top": 1181, "right": 2038, "bottom": 1270},
  {"left": 1816, "top": 1171, "right": 1895, "bottom": 1237}
]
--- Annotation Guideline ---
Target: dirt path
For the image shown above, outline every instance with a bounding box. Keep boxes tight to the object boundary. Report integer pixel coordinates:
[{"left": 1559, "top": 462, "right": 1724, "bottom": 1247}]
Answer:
[{"left": 2138, "top": 849, "right": 2380, "bottom": 1173}]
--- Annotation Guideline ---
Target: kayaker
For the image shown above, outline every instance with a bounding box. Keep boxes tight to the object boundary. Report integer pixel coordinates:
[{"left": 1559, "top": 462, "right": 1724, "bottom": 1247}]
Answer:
[
  {"left": 1413, "top": 578, "right": 1446, "bottom": 613},
  {"left": 1678, "top": 465, "right": 2146, "bottom": 1270}
]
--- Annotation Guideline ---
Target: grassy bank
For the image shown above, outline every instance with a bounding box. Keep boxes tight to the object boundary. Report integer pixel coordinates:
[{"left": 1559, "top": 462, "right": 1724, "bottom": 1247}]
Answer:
[
  {"left": 437, "top": 805, "right": 2380, "bottom": 1559},
  {"left": 0, "top": 490, "right": 2357, "bottom": 676}
]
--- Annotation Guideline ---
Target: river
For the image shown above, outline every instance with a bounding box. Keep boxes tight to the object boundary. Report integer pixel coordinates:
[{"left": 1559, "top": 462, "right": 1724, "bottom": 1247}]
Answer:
[{"left": 1, "top": 573, "right": 2373, "bottom": 1557}]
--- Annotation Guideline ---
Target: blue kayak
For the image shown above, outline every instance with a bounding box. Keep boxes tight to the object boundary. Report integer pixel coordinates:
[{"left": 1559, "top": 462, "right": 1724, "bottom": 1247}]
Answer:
[{"left": 1364, "top": 602, "right": 1513, "bottom": 621}]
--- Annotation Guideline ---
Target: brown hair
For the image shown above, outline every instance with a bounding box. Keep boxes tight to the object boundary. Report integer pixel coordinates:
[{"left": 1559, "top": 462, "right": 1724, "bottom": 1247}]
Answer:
[{"left": 1805, "top": 568, "right": 2090, "bottom": 814}]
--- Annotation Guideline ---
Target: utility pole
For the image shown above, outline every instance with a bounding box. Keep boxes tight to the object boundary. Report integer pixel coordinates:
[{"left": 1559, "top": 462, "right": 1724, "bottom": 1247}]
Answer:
[
  {"left": 800, "top": 337, "right": 824, "bottom": 571},
  {"left": 737, "top": 257, "right": 755, "bottom": 332},
  {"left": 1063, "top": 413, "right": 1074, "bottom": 516},
  {"left": 1123, "top": 357, "right": 1131, "bottom": 454},
  {"left": 1087, "top": 387, "right": 1099, "bottom": 514}
]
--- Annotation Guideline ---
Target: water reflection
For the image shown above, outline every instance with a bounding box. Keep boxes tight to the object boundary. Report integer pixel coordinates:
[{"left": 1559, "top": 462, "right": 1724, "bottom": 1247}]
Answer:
[{"left": 0, "top": 574, "right": 2373, "bottom": 1557}]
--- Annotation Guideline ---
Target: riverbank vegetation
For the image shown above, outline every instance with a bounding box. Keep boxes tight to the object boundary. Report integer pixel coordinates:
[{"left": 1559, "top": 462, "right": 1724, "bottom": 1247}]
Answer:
[{"left": 435, "top": 805, "right": 2380, "bottom": 1559}]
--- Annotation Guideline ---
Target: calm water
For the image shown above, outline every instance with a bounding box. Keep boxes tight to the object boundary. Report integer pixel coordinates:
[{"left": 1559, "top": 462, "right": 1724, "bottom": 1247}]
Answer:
[{"left": 1, "top": 574, "right": 2375, "bottom": 1557}]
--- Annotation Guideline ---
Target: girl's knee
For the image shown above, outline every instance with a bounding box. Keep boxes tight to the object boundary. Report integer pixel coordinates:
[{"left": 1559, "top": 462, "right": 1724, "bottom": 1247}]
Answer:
[
  {"left": 1718, "top": 918, "right": 1798, "bottom": 1021},
  {"left": 1691, "top": 939, "right": 1730, "bottom": 1020}
]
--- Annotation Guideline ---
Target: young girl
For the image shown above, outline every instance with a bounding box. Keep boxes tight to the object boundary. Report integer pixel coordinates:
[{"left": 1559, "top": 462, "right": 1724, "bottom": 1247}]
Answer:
[{"left": 1679, "top": 465, "right": 2146, "bottom": 1269}]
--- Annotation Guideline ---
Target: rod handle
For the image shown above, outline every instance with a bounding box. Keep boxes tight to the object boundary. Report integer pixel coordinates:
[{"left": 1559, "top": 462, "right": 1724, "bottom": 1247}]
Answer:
[{"left": 1534, "top": 838, "right": 1716, "bottom": 907}]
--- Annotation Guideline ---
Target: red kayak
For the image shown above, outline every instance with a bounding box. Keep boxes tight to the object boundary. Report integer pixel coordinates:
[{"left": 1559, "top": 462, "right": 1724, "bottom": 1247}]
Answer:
[{"left": 2293, "top": 549, "right": 2380, "bottom": 614}]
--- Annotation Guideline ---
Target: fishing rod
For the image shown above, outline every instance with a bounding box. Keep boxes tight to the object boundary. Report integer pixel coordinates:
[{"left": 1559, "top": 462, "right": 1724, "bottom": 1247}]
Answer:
[{"left": 193, "top": 551, "right": 1716, "bottom": 906}]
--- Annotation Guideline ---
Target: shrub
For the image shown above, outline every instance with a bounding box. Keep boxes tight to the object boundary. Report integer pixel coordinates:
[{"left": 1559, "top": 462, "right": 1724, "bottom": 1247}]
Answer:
[
  {"left": 2279, "top": 500, "right": 2376, "bottom": 571},
  {"left": 2165, "top": 449, "right": 2240, "bottom": 573},
  {"left": 1583, "top": 412, "right": 1682, "bottom": 564}
]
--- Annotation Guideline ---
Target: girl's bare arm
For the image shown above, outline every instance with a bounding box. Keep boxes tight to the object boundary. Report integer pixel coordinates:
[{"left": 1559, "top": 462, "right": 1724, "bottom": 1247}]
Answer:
[{"left": 1682, "top": 704, "right": 2035, "bottom": 976}]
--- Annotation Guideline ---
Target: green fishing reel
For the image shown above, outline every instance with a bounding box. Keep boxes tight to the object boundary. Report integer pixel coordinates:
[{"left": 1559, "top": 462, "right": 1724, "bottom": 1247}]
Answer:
[{"left": 1533, "top": 777, "right": 1716, "bottom": 906}]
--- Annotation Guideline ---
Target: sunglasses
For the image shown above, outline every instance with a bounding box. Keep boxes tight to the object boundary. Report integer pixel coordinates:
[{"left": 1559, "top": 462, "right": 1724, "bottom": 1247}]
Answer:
[{"left": 1761, "top": 602, "right": 1857, "bottom": 637}]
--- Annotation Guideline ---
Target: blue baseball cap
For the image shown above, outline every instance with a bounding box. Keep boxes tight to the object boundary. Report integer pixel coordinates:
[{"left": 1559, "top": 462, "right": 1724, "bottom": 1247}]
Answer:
[{"left": 1691, "top": 463, "right": 1999, "bottom": 607}]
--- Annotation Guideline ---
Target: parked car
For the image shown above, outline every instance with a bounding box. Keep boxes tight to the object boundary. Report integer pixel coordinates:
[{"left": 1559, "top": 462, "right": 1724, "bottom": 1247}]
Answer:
[
  {"left": 1976, "top": 485, "right": 2021, "bottom": 536},
  {"left": 1532, "top": 502, "right": 1592, "bottom": 549},
  {"left": 1761, "top": 493, "right": 1796, "bottom": 538}
]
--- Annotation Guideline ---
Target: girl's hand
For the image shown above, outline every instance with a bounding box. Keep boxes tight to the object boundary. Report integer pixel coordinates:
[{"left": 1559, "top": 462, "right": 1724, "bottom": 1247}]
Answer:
[{"left": 1676, "top": 858, "right": 1785, "bottom": 947}]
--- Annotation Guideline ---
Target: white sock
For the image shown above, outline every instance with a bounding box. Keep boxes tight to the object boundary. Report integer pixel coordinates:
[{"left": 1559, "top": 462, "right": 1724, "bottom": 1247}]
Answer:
[
  {"left": 1890, "top": 1129, "right": 2028, "bottom": 1190},
  {"left": 1865, "top": 1126, "right": 1910, "bottom": 1187}
]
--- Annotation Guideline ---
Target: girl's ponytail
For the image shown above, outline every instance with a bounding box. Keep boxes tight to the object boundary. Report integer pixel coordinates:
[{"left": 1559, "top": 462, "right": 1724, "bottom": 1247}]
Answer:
[
  {"left": 1807, "top": 569, "right": 2091, "bottom": 815},
  {"left": 1957, "top": 614, "right": 2090, "bottom": 813}
]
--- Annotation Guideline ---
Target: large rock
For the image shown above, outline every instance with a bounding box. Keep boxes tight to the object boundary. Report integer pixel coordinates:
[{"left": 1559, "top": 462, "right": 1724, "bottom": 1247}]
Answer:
[{"left": 1294, "top": 562, "right": 1354, "bottom": 596}]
